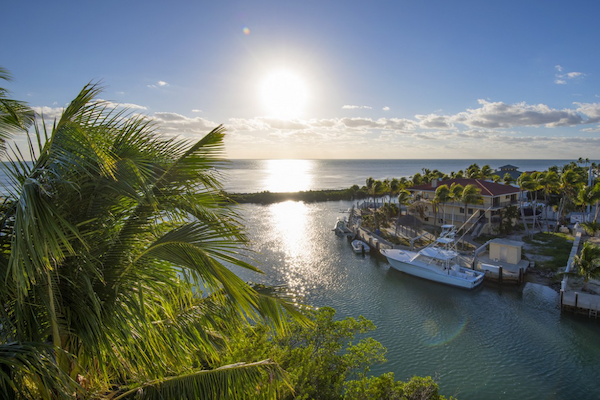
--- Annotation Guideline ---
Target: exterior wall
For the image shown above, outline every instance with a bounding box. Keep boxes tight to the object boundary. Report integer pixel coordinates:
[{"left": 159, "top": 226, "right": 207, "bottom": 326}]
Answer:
[{"left": 489, "top": 243, "right": 521, "bottom": 264}]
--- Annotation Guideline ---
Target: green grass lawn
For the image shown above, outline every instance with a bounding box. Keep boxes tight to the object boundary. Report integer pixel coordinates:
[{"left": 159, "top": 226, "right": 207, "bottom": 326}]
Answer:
[{"left": 522, "top": 232, "right": 574, "bottom": 271}]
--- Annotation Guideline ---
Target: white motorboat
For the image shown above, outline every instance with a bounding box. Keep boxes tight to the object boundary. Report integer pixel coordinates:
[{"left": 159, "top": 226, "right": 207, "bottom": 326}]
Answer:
[
  {"left": 333, "top": 217, "right": 353, "bottom": 236},
  {"left": 381, "top": 225, "right": 484, "bottom": 289},
  {"left": 351, "top": 240, "right": 370, "bottom": 254}
]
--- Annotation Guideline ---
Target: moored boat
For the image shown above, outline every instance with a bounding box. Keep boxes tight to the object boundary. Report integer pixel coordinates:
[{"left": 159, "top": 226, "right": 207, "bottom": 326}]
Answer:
[
  {"left": 351, "top": 240, "right": 370, "bottom": 254},
  {"left": 381, "top": 225, "right": 484, "bottom": 289}
]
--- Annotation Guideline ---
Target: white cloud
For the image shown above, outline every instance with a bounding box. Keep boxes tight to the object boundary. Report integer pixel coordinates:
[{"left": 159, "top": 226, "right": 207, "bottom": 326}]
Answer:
[
  {"left": 416, "top": 114, "right": 453, "bottom": 129},
  {"left": 98, "top": 99, "right": 147, "bottom": 110},
  {"left": 554, "top": 66, "right": 585, "bottom": 85},
  {"left": 342, "top": 105, "right": 372, "bottom": 109},
  {"left": 383, "top": 106, "right": 390, "bottom": 111},
  {"left": 575, "top": 102, "right": 600, "bottom": 123},
  {"left": 148, "top": 80, "right": 169, "bottom": 89},
  {"left": 452, "top": 99, "right": 583, "bottom": 128},
  {"left": 191, "top": 109, "right": 202, "bottom": 113}
]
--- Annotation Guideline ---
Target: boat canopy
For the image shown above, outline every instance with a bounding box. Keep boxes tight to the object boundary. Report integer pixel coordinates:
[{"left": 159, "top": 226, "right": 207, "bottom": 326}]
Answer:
[
  {"left": 435, "top": 237, "right": 454, "bottom": 244},
  {"left": 419, "top": 247, "right": 457, "bottom": 261}
]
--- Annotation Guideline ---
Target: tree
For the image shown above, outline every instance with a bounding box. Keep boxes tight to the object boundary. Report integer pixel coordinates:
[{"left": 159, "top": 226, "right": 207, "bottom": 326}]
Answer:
[
  {"left": 479, "top": 165, "right": 493, "bottom": 180},
  {"left": 448, "top": 182, "right": 464, "bottom": 226},
  {"left": 0, "top": 67, "right": 34, "bottom": 151},
  {"left": 563, "top": 242, "right": 600, "bottom": 291},
  {"left": 221, "top": 307, "right": 451, "bottom": 400},
  {"left": 502, "top": 172, "right": 515, "bottom": 185},
  {"left": 556, "top": 169, "right": 584, "bottom": 229},
  {"left": 466, "top": 163, "right": 480, "bottom": 179},
  {"left": 537, "top": 170, "right": 559, "bottom": 232},
  {"left": 433, "top": 184, "right": 450, "bottom": 225},
  {"left": 460, "top": 184, "right": 483, "bottom": 227},
  {"left": 517, "top": 173, "right": 535, "bottom": 236},
  {"left": 0, "top": 83, "right": 301, "bottom": 398}
]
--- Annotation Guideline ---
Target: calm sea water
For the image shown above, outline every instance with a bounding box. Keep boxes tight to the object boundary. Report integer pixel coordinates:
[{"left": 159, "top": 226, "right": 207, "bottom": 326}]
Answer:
[
  {"left": 224, "top": 160, "right": 600, "bottom": 400},
  {"left": 223, "top": 159, "right": 582, "bottom": 193}
]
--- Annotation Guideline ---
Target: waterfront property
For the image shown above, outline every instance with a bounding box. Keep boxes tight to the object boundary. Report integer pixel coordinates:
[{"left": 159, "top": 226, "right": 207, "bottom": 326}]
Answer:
[
  {"left": 491, "top": 164, "right": 523, "bottom": 181},
  {"left": 408, "top": 178, "right": 520, "bottom": 235}
]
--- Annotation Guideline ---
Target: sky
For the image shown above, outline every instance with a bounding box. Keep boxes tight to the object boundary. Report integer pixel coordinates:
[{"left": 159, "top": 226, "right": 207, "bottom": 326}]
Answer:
[{"left": 3, "top": 0, "right": 600, "bottom": 159}]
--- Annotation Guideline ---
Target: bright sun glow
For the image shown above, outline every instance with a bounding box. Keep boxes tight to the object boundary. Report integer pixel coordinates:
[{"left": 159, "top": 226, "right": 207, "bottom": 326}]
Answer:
[{"left": 260, "top": 70, "right": 308, "bottom": 119}]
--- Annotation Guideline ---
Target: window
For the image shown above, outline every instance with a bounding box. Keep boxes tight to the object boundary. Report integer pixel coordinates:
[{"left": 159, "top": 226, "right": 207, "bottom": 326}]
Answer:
[
  {"left": 468, "top": 208, "right": 473, "bottom": 214},
  {"left": 460, "top": 207, "right": 465, "bottom": 214}
]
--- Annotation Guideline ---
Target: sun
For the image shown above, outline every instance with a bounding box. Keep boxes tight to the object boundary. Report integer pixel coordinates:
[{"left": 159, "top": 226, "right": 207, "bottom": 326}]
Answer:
[{"left": 260, "top": 70, "right": 308, "bottom": 119}]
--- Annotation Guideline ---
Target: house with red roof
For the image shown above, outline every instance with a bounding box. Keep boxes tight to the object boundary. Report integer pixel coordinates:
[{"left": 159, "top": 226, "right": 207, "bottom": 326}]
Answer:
[{"left": 408, "top": 178, "right": 520, "bottom": 235}]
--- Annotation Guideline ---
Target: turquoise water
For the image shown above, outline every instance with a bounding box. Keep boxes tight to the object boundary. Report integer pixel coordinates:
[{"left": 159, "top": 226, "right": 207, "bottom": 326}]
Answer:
[{"left": 231, "top": 200, "right": 600, "bottom": 400}]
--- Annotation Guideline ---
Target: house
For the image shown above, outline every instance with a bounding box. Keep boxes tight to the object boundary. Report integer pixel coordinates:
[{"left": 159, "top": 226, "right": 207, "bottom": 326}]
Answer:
[
  {"left": 491, "top": 164, "right": 523, "bottom": 182},
  {"left": 408, "top": 178, "right": 520, "bottom": 235}
]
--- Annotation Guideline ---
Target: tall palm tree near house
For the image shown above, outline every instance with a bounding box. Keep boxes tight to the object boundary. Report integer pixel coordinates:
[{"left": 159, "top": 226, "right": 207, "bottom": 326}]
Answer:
[
  {"left": 517, "top": 173, "right": 535, "bottom": 236},
  {"left": 466, "top": 163, "right": 481, "bottom": 179},
  {"left": 503, "top": 172, "right": 515, "bottom": 185},
  {"left": 556, "top": 168, "right": 584, "bottom": 228},
  {"left": 448, "top": 182, "right": 464, "bottom": 226},
  {"left": 434, "top": 184, "right": 450, "bottom": 225},
  {"left": 479, "top": 165, "right": 493, "bottom": 180},
  {"left": 576, "top": 184, "right": 600, "bottom": 223},
  {"left": 528, "top": 171, "right": 544, "bottom": 232},
  {"left": 537, "top": 170, "right": 560, "bottom": 232},
  {"left": 460, "top": 184, "right": 483, "bottom": 229},
  {"left": 0, "top": 83, "right": 301, "bottom": 399},
  {"left": 395, "top": 189, "right": 412, "bottom": 235}
]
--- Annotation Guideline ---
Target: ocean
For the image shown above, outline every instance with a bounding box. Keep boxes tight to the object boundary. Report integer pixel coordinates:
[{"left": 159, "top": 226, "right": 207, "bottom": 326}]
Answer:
[{"left": 222, "top": 159, "right": 583, "bottom": 193}]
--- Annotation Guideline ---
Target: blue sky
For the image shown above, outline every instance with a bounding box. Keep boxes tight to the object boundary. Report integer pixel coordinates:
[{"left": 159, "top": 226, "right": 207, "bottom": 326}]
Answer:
[{"left": 3, "top": 0, "right": 600, "bottom": 159}]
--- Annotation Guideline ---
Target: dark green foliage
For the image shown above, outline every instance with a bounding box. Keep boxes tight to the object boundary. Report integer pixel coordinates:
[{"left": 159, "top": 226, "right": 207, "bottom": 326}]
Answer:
[
  {"left": 345, "top": 373, "right": 453, "bottom": 400},
  {"left": 219, "top": 307, "right": 451, "bottom": 400}
]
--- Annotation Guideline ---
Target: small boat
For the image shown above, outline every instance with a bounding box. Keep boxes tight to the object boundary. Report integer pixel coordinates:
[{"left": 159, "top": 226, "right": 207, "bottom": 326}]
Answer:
[
  {"left": 333, "top": 217, "right": 353, "bottom": 236},
  {"left": 351, "top": 240, "right": 370, "bottom": 254},
  {"left": 381, "top": 225, "right": 484, "bottom": 289}
]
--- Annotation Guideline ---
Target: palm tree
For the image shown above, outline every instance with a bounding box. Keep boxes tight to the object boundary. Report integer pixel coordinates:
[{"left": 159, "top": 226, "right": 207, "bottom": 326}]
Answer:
[
  {"left": 517, "top": 173, "right": 535, "bottom": 236},
  {"left": 466, "top": 163, "right": 481, "bottom": 179},
  {"left": 503, "top": 172, "right": 515, "bottom": 185},
  {"left": 448, "top": 182, "right": 464, "bottom": 226},
  {"left": 460, "top": 184, "right": 483, "bottom": 227},
  {"left": 537, "top": 170, "right": 559, "bottom": 232},
  {"left": 479, "top": 165, "right": 493, "bottom": 180},
  {"left": 563, "top": 242, "right": 600, "bottom": 291},
  {"left": 556, "top": 168, "right": 584, "bottom": 228},
  {"left": 433, "top": 184, "right": 450, "bottom": 225},
  {"left": 395, "top": 189, "right": 412, "bottom": 235},
  {"left": 0, "top": 83, "right": 300, "bottom": 398},
  {"left": 0, "top": 67, "right": 34, "bottom": 151}
]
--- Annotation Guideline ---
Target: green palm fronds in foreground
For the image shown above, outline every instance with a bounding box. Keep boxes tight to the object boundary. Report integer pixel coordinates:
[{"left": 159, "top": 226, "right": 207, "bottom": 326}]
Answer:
[{"left": 0, "top": 82, "right": 302, "bottom": 399}]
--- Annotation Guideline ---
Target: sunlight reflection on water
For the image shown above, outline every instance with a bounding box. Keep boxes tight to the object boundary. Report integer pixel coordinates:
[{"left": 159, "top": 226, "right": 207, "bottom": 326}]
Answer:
[
  {"left": 263, "top": 159, "right": 313, "bottom": 192},
  {"left": 265, "top": 201, "right": 332, "bottom": 299}
]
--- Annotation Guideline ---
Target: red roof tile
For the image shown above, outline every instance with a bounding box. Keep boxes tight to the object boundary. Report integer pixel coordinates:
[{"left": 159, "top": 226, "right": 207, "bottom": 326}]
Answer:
[{"left": 409, "top": 178, "right": 519, "bottom": 197}]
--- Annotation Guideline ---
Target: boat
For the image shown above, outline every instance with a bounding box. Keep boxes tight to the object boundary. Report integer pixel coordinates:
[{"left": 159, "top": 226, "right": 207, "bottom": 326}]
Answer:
[
  {"left": 381, "top": 225, "right": 484, "bottom": 289},
  {"left": 333, "top": 217, "right": 353, "bottom": 236},
  {"left": 351, "top": 240, "right": 370, "bottom": 254}
]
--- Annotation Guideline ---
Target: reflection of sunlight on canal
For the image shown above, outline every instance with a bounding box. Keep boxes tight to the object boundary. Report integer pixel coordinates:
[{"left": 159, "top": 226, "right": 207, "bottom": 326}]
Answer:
[
  {"left": 268, "top": 201, "right": 324, "bottom": 298},
  {"left": 263, "top": 159, "right": 313, "bottom": 192}
]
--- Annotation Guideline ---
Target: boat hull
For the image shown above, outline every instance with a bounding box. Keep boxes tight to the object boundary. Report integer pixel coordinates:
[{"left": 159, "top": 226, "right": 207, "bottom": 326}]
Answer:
[{"left": 382, "top": 249, "right": 484, "bottom": 289}]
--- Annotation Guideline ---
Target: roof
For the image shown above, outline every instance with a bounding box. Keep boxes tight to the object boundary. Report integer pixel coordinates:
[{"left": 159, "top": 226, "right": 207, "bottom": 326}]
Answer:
[
  {"left": 409, "top": 178, "right": 520, "bottom": 197},
  {"left": 497, "top": 164, "right": 520, "bottom": 170},
  {"left": 489, "top": 238, "right": 524, "bottom": 248}
]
